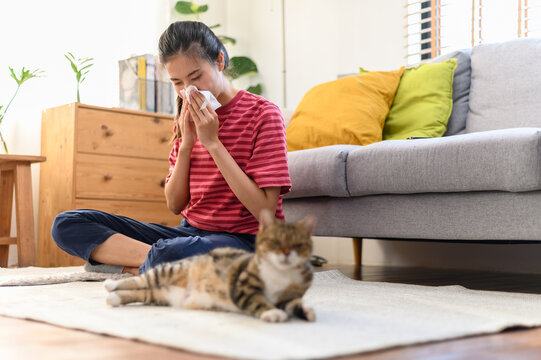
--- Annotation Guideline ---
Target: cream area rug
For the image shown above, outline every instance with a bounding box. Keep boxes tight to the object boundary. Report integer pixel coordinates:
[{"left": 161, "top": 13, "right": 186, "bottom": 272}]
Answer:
[
  {"left": 1, "top": 267, "right": 541, "bottom": 360},
  {"left": 0, "top": 266, "right": 130, "bottom": 286}
]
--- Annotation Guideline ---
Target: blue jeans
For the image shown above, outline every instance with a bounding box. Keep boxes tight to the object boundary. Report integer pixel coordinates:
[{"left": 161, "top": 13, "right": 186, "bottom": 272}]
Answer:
[{"left": 51, "top": 209, "right": 256, "bottom": 274}]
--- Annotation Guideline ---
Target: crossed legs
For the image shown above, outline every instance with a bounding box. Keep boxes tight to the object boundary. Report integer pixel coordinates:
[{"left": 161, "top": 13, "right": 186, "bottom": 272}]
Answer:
[{"left": 89, "top": 233, "right": 151, "bottom": 275}]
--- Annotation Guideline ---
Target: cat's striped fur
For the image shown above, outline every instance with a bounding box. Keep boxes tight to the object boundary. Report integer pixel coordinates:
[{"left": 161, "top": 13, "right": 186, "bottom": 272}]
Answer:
[{"left": 104, "top": 209, "right": 316, "bottom": 322}]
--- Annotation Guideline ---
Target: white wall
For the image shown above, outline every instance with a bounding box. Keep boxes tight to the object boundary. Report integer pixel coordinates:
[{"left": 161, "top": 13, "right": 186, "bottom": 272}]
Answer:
[
  {"left": 284, "top": 0, "right": 407, "bottom": 108},
  {"left": 226, "top": 0, "right": 285, "bottom": 106},
  {"left": 1, "top": 0, "right": 172, "bottom": 265}
]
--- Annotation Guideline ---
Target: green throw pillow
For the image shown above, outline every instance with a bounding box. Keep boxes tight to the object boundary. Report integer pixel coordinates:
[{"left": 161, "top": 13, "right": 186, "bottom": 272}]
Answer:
[{"left": 361, "top": 59, "right": 457, "bottom": 140}]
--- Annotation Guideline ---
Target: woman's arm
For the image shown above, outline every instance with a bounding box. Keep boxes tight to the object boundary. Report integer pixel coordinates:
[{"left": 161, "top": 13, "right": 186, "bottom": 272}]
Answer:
[
  {"left": 164, "top": 145, "right": 192, "bottom": 214},
  {"left": 187, "top": 92, "right": 281, "bottom": 219}
]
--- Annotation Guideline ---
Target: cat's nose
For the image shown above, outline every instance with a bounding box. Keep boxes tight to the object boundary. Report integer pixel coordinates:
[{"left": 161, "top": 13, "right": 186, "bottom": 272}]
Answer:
[{"left": 283, "top": 246, "right": 291, "bottom": 256}]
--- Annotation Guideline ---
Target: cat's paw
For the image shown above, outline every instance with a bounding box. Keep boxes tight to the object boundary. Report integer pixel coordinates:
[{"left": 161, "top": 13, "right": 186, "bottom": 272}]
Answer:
[
  {"left": 106, "top": 292, "right": 121, "bottom": 307},
  {"left": 302, "top": 305, "right": 316, "bottom": 322},
  {"left": 104, "top": 279, "right": 118, "bottom": 292},
  {"left": 260, "top": 308, "right": 288, "bottom": 322}
]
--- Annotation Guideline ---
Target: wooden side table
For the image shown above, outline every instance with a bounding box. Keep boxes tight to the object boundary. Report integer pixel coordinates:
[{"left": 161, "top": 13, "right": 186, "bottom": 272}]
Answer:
[{"left": 0, "top": 155, "right": 46, "bottom": 267}]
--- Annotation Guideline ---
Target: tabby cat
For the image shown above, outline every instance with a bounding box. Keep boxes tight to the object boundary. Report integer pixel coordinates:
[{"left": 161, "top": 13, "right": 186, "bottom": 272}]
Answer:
[{"left": 104, "top": 209, "right": 316, "bottom": 322}]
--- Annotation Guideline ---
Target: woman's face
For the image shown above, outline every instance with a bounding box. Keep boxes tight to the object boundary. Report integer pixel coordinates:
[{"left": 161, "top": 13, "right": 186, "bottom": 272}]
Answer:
[{"left": 164, "top": 51, "right": 224, "bottom": 99}]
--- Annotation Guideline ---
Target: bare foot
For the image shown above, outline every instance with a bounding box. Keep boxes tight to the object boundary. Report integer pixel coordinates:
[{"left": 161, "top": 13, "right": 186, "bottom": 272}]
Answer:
[{"left": 122, "top": 266, "right": 139, "bottom": 275}]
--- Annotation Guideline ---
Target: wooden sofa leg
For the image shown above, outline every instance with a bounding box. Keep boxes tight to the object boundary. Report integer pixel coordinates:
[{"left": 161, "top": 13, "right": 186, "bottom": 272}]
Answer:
[{"left": 352, "top": 238, "right": 363, "bottom": 266}]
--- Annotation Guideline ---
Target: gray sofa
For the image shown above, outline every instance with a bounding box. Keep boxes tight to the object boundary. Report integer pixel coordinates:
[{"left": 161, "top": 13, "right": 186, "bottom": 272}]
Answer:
[{"left": 282, "top": 38, "right": 541, "bottom": 263}]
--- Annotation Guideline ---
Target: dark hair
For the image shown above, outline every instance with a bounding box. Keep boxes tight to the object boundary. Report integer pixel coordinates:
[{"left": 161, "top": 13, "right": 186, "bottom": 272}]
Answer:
[
  {"left": 159, "top": 21, "right": 230, "bottom": 143},
  {"left": 158, "top": 21, "right": 230, "bottom": 69}
]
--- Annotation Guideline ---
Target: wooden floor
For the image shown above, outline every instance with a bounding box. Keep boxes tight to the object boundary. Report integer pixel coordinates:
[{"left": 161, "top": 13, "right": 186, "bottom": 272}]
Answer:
[{"left": 3, "top": 264, "right": 541, "bottom": 360}]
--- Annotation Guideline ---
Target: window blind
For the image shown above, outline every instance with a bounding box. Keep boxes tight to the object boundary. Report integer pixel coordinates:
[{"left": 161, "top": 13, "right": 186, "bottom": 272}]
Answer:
[
  {"left": 406, "top": 0, "right": 442, "bottom": 65},
  {"left": 406, "top": 0, "right": 541, "bottom": 64},
  {"left": 520, "top": 0, "right": 541, "bottom": 37}
]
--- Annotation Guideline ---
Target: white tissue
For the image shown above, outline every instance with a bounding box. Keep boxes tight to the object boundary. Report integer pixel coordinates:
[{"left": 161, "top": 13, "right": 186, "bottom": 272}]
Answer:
[{"left": 181, "top": 85, "right": 221, "bottom": 111}]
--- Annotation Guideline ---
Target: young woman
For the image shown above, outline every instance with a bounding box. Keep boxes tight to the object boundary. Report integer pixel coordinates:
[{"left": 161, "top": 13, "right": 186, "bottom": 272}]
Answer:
[{"left": 51, "top": 21, "right": 291, "bottom": 275}]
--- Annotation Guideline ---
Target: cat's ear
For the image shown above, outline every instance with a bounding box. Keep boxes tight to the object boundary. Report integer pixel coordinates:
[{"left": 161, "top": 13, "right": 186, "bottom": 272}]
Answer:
[
  {"left": 297, "top": 215, "right": 317, "bottom": 234},
  {"left": 259, "top": 208, "right": 276, "bottom": 231}
]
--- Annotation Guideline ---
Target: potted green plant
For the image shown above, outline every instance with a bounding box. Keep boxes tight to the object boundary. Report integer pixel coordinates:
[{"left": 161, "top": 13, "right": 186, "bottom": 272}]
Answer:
[
  {"left": 0, "top": 67, "right": 44, "bottom": 153},
  {"left": 173, "top": 1, "right": 262, "bottom": 95},
  {"left": 64, "top": 52, "right": 94, "bottom": 102}
]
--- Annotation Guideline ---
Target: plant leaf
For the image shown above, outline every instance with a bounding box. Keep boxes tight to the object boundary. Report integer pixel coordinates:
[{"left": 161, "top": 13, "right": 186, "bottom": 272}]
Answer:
[
  {"left": 209, "top": 24, "right": 221, "bottom": 29},
  {"left": 8, "top": 67, "right": 19, "bottom": 84},
  {"left": 19, "top": 69, "right": 30, "bottom": 83},
  {"left": 175, "top": 1, "right": 197, "bottom": 14},
  {"left": 30, "top": 69, "right": 45, "bottom": 77},
  {"left": 194, "top": 4, "right": 208, "bottom": 13},
  {"left": 9, "top": 66, "right": 44, "bottom": 86},
  {"left": 65, "top": 54, "right": 78, "bottom": 73},
  {"left": 225, "top": 56, "right": 258, "bottom": 80},
  {"left": 79, "top": 64, "right": 94, "bottom": 72},
  {"left": 218, "top": 35, "right": 236, "bottom": 45},
  {"left": 247, "top": 84, "right": 262, "bottom": 95}
]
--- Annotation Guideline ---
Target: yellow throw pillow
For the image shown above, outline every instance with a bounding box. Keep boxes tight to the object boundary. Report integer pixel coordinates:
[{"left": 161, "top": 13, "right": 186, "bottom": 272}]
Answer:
[{"left": 286, "top": 68, "right": 405, "bottom": 152}]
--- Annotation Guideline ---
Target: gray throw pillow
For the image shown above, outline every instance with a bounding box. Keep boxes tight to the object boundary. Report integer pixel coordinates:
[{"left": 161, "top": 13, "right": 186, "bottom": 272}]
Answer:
[{"left": 430, "top": 49, "right": 472, "bottom": 136}]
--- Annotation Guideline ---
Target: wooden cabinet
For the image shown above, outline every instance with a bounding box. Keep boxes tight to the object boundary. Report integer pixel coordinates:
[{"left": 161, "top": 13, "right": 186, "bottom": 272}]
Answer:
[{"left": 38, "top": 103, "right": 180, "bottom": 267}]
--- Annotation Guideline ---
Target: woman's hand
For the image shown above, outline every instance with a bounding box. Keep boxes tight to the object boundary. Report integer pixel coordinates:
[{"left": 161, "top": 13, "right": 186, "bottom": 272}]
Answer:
[
  {"left": 188, "top": 91, "right": 220, "bottom": 150},
  {"left": 178, "top": 92, "right": 197, "bottom": 150}
]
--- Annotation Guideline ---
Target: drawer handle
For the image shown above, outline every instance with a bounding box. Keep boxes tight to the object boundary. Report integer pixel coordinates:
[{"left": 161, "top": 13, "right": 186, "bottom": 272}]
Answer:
[
  {"left": 160, "top": 178, "right": 166, "bottom": 188},
  {"left": 153, "top": 117, "right": 160, "bottom": 124},
  {"left": 160, "top": 135, "right": 170, "bottom": 143},
  {"left": 104, "top": 173, "right": 113, "bottom": 181},
  {"left": 101, "top": 125, "right": 115, "bottom": 137}
]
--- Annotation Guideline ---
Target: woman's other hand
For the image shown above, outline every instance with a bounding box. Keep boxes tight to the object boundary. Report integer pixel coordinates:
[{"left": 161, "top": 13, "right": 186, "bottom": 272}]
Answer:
[
  {"left": 178, "top": 92, "right": 197, "bottom": 150},
  {"left": 188, "top": 91, "right": 220, "bottom": 150}
]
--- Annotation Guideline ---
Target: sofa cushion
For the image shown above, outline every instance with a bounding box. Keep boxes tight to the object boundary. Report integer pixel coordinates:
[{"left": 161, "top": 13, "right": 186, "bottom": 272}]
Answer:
[
  {"left": 285, "top": 145, "right": 359, "bottom": 199},
  {"left": 346, "top": 128, "right": 541, "bottom": 196},
  {"left": 286, "top": 69, "right": 404, "bottom": 151},
  {"left": 466, "top": 38, "right": 541, "bottom": 133},
  {"left": 430, "top": 49, "right": 472, "bottom": 136},
  {"left": 283, "top": 192, "right": 541, "bottom": 240}
]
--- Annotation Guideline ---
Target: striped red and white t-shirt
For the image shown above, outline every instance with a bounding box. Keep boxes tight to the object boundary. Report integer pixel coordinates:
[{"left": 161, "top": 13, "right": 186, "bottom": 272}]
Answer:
[{"left": 165, "top": 90, "right": 291, "bottom": 235}]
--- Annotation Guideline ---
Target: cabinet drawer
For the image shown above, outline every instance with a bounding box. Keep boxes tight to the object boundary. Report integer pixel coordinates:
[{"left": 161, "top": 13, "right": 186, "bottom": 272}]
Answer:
[
  {"left": 75, "top": 199, "right": 181, "bottom": 227},
  {"left": 77, "top": 107, "right": 173, "bottom": 159},
  {"left": 76, "top": 153, "right": 169, "bottom": 201}
]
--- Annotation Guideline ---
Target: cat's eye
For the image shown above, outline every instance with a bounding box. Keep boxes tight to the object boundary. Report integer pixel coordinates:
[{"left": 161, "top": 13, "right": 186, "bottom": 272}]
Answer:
[{"left": 270, "top": 239, "right": 280, "bottom": 247}]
